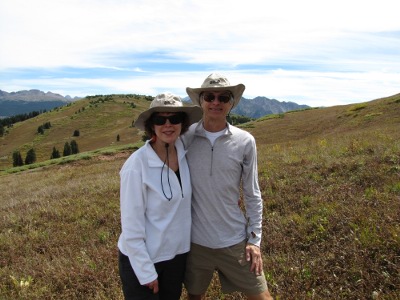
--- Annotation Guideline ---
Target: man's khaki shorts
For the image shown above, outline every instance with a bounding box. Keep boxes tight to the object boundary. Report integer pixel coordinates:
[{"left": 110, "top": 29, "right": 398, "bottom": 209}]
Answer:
[{"left": 184, "top": 241, "right": 269, "bottom": 296}]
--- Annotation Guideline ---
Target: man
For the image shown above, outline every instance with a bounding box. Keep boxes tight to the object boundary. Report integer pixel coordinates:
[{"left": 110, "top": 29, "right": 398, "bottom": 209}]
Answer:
[{"left": 182, "top": 73, "right": 273, "bottom": 300}]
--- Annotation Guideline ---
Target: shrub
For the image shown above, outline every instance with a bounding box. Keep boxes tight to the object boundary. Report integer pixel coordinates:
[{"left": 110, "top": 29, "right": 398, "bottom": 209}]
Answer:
[
  {"left": 25, "top": 148, "right": 36, "bottom": 165},
  {"left": 12, "top": 150, "right": 24, "bottom": 167},
  {"left": 50, "top": 147, "right": 61, "bottom": 159},
  {"left": 63, "top": 142, "right": 71, "bottom": 156},
  {"left": 70, "top": 140, "right": 79, "bottom": 154}
]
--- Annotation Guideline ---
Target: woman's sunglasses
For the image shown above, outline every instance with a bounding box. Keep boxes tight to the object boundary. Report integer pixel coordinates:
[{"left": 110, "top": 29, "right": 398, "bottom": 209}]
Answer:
[
  {"left": 152, "top": 114, "right": 184, "bottom": 126},
  {"left": 202, "top": 92, "right": 232, "bottom": 103}
]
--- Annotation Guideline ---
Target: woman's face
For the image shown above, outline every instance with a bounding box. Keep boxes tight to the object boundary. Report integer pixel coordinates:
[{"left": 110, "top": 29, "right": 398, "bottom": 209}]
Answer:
[{"left": 152, "top": 112, "right": 183, "bottom": 145}]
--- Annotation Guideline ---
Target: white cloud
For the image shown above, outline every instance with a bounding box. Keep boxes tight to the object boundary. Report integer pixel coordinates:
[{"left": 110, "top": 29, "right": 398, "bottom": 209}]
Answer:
[{"left": 1, "top": 0, "right": 399, "bottom": 106}]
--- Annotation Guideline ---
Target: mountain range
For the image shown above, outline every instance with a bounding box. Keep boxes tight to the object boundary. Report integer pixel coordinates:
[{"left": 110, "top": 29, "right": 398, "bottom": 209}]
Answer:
[
  {"left": 182, "top": 95, "right": 310, "bottom": 118},
  {"left": 1, "top": 89, "right": 310, "bottom": 119},
  {"left": 1, "top": 89, "right": 309, "bottom": 119},
  {"left": 0, "top": 89, "right": 81, "bottom": 102},
  {"left": 232, "top": 96, "right": 309, "bottom": 118},
  {"left": 0, "top": 89, "right": 81, "bottom": 117}
]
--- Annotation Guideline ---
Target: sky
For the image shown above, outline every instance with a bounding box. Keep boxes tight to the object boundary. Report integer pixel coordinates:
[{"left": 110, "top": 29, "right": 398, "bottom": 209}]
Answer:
[{"left": 0, "top": 0, "right": 399, "bottom": 107}]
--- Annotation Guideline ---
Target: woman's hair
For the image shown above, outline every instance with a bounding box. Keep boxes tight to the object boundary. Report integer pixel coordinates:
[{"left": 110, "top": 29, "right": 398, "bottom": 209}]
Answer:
[{"left": 143, "top": 112, "right": 190, "bottom": 140}]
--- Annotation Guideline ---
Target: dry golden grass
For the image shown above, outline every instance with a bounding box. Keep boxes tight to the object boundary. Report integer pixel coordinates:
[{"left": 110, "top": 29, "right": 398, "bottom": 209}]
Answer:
[
  {"left": 1, "top": 93, "right": 399, "bottom": 299},
  {"left": 257, "top": 131, "right": 400, "bottom": 299},
  {"left": 1, "top": 156, "right": 127, "bottom": 299}
]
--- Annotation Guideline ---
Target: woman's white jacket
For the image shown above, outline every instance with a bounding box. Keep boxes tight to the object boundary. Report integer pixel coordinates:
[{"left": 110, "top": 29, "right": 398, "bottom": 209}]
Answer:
[{"left": 117, "top": 138, "right": 191, "bottom": 285}]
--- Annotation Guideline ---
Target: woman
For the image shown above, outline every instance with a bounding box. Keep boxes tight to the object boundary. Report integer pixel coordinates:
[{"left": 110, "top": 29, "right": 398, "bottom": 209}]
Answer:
[{"left": 117, "top": 93, "right": 202, "bottom": 300}]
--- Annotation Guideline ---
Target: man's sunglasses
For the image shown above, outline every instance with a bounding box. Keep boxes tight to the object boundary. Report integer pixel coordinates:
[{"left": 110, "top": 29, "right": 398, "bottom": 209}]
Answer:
[
  {"left": 202, "top": 92, "right": 232, "bottom": 103},
  {"left": 152, "top": 114, "right": 184, "bottom": 126}
]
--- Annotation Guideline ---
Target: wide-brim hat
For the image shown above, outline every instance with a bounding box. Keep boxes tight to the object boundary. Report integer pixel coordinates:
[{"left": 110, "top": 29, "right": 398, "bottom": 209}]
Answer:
[
  {"left": 134, "top": 92, "right": 203, "bottom": 131},
  {"left": 186, "top": 73, "right": 245, "bottom": 108}
]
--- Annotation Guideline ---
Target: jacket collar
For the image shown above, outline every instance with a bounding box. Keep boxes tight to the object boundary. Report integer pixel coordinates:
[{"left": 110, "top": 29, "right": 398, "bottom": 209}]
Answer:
[
  {"left": 194, "top": 120, "right": 233, "bottom": 137},
  {"left": 145, "top": 138, "right": 186, "bottom": 168}
]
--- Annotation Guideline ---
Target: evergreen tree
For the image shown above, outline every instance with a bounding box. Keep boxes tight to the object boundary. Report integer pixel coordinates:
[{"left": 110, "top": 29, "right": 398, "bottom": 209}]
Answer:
[
  {"left": 12, "top": 151, "right": 24, "bottom": 167},
  {"left": 70, "top": 140, "right": 79, "bottom": 154},
  {"left": 25, "top": 148, "right": 36, "bottom": 165},
  {"left": 63, "top": 142, "right": 72, "bottom": 156},
  {"left": 73, "top": 129, "right": 80, "bottom": 137},
  {"left": 0, "top": 124, "right": 4, "bottom": 136},
  {"left": 117, "top": 134, "right": 120, "bottom": 142},
  {"left": 50, "top": 146, "right": 60, "bottom": 159},
  {"left": 37, "top": 125, "right": 44, "bottom": 134}
]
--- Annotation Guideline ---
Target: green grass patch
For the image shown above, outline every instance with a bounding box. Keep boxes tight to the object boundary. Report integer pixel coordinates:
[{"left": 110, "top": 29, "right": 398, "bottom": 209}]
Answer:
[
  {"left": 349, "top": 103, "right": 367, "bottom": 111},
  {"left": 0, "top": 142, "right": 143, "bottom": 176},
  {"left": 256, "top": 113, "right": 285, "bottom": 122}
]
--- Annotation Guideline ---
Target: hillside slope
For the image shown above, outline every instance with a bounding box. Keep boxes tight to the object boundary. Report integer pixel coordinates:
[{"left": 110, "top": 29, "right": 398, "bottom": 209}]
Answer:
[
  {"left": 1, "top": 93, "right": 399, "bottom": 171},
  {"left": 245, "top": 93, "right": 400, "bottom": 145},
  {"left": 0, "top": 94, "right": 152, "bottom": 170}
]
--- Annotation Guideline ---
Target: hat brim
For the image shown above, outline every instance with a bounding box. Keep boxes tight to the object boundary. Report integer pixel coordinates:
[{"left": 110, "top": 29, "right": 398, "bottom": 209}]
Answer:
[
  {"left": 186, "top": 84, "right": 245, "bottom": 108},
  {"left": 134, "top": 105, "right": 203, "bottom": 131}
]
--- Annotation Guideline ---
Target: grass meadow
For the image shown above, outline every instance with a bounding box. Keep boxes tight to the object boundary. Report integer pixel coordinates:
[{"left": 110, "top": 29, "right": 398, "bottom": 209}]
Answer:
[
  {"left": 1, "top": 95, "right": 399, "bottom": 299},
  {"left": 257, "top": 131, "right": 400, "bottom": 299}
]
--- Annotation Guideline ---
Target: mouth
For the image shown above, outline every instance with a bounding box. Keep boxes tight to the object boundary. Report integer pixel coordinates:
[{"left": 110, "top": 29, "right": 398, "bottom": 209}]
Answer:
[
  {"left": 209, "top": 107, "right": 223, "bottom": 112},
  {"left": 162, "top": 130, "right": 176, "bottom": 135}
]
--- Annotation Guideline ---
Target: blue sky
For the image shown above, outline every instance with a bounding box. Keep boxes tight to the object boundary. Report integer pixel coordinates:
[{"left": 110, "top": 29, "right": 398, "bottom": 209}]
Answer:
[{"left": 1, "top": 0, "right": 399, "bottom": 107}]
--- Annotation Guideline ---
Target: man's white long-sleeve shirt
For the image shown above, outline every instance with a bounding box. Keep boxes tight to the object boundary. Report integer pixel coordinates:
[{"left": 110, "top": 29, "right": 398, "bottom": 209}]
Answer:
[{"left": 182, "top": 121, "right": 263, "bottom": 249}]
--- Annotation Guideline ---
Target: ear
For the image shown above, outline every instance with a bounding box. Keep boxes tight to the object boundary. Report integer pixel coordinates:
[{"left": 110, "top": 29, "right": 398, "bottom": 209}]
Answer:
[{"left": 198, "top": 93, "right": 204, "bottom": 107}]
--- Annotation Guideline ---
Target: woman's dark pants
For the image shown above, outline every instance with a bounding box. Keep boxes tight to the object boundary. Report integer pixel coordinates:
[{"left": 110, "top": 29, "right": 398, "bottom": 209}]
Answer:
[{"left": 119, "top": 251, "right": 187, "bottom": 300}]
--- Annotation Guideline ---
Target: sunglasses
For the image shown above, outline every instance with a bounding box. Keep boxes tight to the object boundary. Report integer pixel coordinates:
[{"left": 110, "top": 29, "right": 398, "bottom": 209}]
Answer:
[
  {"left": 152, "top": 114, "right": 183, "bottom": 126},
  {"left": 202, "top": 92, "right": 232, "bottom": 103}
]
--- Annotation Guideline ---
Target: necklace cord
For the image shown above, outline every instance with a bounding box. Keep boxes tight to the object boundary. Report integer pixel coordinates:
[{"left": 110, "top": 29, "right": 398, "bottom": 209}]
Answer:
[{"left": 161, "top": 143, "right": 173, "bottom": 200}]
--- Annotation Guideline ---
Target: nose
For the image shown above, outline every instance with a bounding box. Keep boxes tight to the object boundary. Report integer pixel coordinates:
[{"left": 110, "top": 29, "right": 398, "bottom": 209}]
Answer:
[
  {"left": 211, "top": 96, "right": 224, "bottom": 103},
  {"left": 212, "top": 97, "right": 221, "bottom": 103}
]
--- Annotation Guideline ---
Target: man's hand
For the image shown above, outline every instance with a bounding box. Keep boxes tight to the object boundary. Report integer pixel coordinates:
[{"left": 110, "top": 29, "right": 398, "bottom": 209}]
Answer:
[
  {"left": 145, "top": 279, "right": 159, "bottom": 294},
  {"left": 245, "top": 243, "right": 263, "bottom": 276}
]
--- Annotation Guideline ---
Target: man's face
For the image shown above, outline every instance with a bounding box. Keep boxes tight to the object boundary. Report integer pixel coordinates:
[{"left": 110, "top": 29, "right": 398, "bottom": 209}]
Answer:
[{"left": 200, "top": 90, "right": 233, "bottom": 120}]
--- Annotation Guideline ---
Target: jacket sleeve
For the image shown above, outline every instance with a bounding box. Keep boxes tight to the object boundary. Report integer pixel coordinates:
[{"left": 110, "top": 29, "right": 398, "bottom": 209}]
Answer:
[
  {"left": 120, "top": 167, "right": 158, "bottom": 285},
  {"left": 242, "top": 136, "right": 263, "bottom": 247}
]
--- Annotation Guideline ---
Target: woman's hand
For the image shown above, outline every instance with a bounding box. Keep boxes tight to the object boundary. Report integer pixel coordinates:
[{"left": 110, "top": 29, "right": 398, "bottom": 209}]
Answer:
[{"left": 145, "top": 279, "right": 159, "bottom": 294}]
